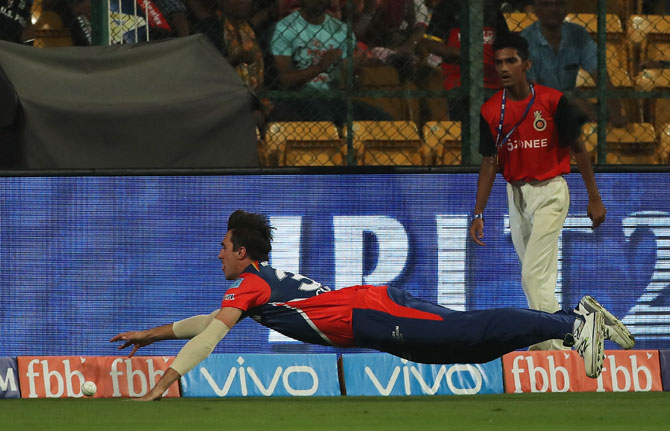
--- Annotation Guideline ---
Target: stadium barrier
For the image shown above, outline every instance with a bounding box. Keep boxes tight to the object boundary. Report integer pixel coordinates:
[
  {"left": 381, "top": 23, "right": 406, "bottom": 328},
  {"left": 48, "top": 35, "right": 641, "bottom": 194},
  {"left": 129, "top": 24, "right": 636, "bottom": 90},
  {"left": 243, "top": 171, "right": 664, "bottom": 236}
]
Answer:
[{"left": 3, "top": 351, "right": 669, "bottom": 398}]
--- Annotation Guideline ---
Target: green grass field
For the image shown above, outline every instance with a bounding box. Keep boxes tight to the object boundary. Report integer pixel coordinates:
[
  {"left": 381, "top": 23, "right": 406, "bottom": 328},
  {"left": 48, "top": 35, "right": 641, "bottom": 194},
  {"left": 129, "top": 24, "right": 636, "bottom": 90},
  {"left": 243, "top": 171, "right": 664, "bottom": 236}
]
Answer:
[{"left": 1, "top": 392, "right": 668, "bottom": 431}]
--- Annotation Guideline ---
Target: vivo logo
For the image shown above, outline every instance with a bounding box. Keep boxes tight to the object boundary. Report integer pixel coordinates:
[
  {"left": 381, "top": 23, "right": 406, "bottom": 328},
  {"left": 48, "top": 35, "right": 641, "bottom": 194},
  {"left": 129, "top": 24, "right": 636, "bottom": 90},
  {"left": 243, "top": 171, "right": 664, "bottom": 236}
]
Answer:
[
  {"left": 363, "top": 359, "right": 484, "bottom": 396},
  {"left": 198, "top": 356, "right": 319, "bottom": 397}
]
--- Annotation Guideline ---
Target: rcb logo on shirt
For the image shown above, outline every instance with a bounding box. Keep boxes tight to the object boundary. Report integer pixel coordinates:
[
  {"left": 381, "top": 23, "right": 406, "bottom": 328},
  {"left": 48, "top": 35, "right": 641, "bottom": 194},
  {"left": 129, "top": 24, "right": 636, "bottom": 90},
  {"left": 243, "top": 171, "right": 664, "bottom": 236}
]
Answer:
[
  {"left": 533, "top": 111, "right": 547, "bottom": 132},
  {"left": 533, "top": 111, "right": 547, "bottom": 131}
]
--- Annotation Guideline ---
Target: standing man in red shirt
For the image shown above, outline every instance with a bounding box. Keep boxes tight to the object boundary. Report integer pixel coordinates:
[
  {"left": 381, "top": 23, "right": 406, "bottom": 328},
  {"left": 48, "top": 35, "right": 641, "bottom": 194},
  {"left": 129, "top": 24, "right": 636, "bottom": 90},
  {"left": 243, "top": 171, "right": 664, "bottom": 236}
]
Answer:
[{"left": 470, "top": 33, "right": 608, "bottom": 351}]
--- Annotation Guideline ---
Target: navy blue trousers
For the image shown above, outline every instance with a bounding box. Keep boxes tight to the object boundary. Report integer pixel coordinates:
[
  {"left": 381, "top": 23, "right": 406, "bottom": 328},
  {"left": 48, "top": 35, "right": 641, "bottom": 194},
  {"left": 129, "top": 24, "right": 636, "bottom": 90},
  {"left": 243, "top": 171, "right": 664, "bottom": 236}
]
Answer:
[{"left": 352, "top": 287, "right": 576, "bottom": 364}]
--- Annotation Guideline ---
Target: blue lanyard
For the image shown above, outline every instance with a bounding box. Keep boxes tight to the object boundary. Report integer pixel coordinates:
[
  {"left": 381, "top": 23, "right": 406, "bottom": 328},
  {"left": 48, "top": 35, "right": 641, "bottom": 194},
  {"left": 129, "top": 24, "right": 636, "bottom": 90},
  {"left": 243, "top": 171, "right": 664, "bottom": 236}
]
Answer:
[{"left": 495, "top": 84, "right": 536, "bottom": 149}]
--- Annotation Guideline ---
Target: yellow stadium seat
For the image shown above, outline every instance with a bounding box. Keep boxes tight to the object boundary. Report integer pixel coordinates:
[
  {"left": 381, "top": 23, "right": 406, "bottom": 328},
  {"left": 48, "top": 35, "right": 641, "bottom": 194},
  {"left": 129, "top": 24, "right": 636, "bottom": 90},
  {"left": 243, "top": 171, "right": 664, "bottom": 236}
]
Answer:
[
  {"left": 652, "top": 97, "right": 670, "bottom": 141},
  {"left": 567, "top": 14, "right": 630, "bottom": 87},
  {"left": 606, "top": 44, "right": 633, "bottom": 87},
  {"left": 504, "top": 12, "right": 537, "bottom": 33},
  {"left": 576, "top": 67, "right": 596, "bottom": 88},
  {"left": 564, "top": 0, "right": 630, "bottom": 17},
  {"left": 574, "top": 49, "right": 631, "bottom": 88},
  {"left": 582, "top": 122, "right": 657, "bottom": 164},
  {"left": 423, "top": 121, "right": 462, "bottom": 165},
  {"left": 264, "top": 122, "right": 346, "bottom": 167},
  {"left": 32, "top": 10, "right": 73, "bottom": 48},
  {"left": 356, "top": 66, "right": 421, "bottom": 122},
  {"left": 634, "top": 69, "right": 670, "bottom": 139},
  {"left": 628, "top": 15, "right": 670, "bottom": 60},
  {"left": 564, "top": 13, "right": 624, "bottom": 35},
  {"left": 628, "top": 15, "right": 670, "bottom": 76},
  {"left": 634, "top": 68, "right": 670, "bottom": 90},
  {"left": 348, "top": 121, "right": 427, "bottom": 165}
]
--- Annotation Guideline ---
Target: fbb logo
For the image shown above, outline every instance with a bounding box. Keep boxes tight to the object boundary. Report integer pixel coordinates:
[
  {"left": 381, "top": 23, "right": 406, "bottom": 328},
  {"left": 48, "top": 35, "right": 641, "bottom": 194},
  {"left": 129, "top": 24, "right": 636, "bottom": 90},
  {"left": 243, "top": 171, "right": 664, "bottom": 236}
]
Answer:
[
  {"left": 502, "top": 350, "right": 662, "bottom": 393},
  {"left": 17, "top": 356, "right": 180, "bottom": 398}
]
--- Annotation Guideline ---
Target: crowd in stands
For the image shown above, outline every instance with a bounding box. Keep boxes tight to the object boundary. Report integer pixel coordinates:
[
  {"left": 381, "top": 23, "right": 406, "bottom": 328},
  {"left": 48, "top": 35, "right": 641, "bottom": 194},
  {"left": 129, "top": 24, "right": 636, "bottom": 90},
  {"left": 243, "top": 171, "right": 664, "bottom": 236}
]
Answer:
[{"left": 2, "top": 0, "right": 670, "bottom": 165}]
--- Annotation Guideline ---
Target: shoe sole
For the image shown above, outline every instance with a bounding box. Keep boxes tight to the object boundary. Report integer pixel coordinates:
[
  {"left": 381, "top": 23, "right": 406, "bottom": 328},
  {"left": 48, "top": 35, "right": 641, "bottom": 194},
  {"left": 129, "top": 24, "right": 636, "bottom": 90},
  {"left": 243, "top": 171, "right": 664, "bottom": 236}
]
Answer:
[
  {"left": 581, "top": 295, "right": 635, "bottom": 349},
  {"left": 588, "top": 312, "right": 606, "bottom": 378}
]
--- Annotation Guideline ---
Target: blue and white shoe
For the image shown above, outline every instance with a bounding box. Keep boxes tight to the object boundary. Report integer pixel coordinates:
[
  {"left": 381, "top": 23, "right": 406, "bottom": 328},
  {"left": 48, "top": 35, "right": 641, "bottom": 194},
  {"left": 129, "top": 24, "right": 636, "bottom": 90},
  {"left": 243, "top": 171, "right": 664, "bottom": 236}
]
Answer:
[
  {"left": 575, "top": 295, "right": 635, "bottom": 350},
  {"left": 573, "top": 310, "right": 605, "bottom": 378}
]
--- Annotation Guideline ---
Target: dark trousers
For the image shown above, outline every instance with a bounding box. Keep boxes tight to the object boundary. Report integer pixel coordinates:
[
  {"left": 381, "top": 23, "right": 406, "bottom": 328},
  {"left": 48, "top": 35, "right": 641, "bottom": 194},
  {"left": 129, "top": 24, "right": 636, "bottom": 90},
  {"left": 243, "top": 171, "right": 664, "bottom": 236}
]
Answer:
[{"left": 352, "top": 287, "right": 576, "bottom": 364}]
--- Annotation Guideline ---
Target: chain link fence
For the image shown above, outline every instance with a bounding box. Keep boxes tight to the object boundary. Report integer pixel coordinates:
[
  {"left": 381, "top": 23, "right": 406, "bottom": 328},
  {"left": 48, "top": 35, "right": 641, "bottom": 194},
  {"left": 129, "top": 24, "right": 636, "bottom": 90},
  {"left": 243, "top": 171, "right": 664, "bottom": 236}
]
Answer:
[{"left": 3, "top": 0, "right": 670, "bottom": 166}]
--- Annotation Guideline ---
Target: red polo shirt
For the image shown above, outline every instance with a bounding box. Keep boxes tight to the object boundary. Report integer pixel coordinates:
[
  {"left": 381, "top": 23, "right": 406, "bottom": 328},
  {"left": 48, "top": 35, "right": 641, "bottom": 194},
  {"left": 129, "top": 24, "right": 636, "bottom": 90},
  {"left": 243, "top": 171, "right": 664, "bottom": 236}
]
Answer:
[{"left": 479, "top": 84, "right": 582, "bottom": 183}]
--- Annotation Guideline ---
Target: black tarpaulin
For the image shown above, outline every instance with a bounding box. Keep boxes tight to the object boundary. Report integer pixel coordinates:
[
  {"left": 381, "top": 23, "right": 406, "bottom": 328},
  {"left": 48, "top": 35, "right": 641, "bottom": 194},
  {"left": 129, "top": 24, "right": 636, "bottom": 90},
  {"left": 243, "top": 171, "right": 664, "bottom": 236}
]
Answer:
[{"left": 0, "top": 35, "right": 258, "bottom": 169}]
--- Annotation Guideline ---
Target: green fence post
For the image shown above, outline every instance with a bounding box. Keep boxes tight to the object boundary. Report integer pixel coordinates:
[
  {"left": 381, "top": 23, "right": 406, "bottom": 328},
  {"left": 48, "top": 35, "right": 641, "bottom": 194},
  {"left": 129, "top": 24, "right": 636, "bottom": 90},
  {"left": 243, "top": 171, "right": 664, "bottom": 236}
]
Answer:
[
  {"left": 461, "top": 0, "right": 484, "bottom": 165},
  {"left": 596, "top": 0, "right": 608, "bottom": 164},
  {"left": 91, "top": 0, "right": 109, "bottom": 46},
  {"left": 345, "top": 5, "right": 355, "bottom": 166}
]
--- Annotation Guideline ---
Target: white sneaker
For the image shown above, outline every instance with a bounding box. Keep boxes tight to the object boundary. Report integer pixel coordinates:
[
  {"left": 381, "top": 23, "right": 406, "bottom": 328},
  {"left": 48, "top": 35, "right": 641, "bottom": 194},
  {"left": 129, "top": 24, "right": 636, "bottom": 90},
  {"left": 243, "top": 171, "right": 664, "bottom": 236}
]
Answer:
[
  {"left": 573, "top": 311, "right": 605, "bottom": 378},
  {"left": 575, "top": 295, "right": 635, "bottom": 349}
]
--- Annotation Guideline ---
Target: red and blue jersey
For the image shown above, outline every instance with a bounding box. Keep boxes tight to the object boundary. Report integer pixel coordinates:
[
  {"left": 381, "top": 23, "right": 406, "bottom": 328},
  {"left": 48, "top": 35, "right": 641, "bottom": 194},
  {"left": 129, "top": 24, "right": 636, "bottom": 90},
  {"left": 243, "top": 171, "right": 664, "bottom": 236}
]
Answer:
[
  {"left": 221, "top": 261, "right": 358, "bottom": 347},
  {"left": 222, "top": 262, "right": 578, "bottom": 365},
  {"left": 221, "top": 262, "right": 445, "bottom": 348}
]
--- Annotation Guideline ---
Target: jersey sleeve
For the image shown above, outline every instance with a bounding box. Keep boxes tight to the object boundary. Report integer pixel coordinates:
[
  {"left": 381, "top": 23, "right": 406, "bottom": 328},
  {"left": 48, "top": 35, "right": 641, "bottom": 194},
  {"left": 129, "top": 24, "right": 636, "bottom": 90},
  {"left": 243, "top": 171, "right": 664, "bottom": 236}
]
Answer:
[
  {"left": 555, "top": 95, "right": 587, "bottom": 146},
  {"left": 479, "top": 114, "right": 496, "bottom": 156},
  {"left": 221, "top": 273, "right": 272, "bottom": 311}
]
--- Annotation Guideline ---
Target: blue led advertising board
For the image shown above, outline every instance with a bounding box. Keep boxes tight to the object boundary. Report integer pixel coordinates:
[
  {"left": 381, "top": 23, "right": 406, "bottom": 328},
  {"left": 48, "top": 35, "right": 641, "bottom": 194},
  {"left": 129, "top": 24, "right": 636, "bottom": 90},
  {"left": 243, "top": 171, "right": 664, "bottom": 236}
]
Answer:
[{"left": 1, "top": 173, "right": 669, "bottom": 356}]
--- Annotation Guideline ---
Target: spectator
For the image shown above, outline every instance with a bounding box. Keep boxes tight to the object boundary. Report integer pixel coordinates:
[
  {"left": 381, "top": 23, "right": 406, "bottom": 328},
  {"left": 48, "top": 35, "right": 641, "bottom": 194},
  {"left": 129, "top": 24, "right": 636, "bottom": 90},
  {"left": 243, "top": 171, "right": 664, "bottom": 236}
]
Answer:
[
  {"left": 500, "top": 1, "right": 533, "bottom": 12},
  {"left": 44, "top": 0, "right": 92, "bottom": 45},
  {"left": 268, "top": 0, "right": 391, "bottom": 123},
  {"left": 348, "top": 0, "right": 449, "bottom": 121},
  {"left": 358, "top": 0, "right": 426, "bottom": 56},
  {"left": 186, "top": 0, "right": 263, "bottom": 91},
  {"left": 220, "top": 0, "right": 264, "bottom": 92},
  {"left": 411, "top": 0, "right": 450, "bottom": 121},
  {"left": 0, "top": 0, "right": 33, "bottom": 43},
  {"left": 249, "top": 0, "right": 348, "bottom": 45},
  {"left": 420, "top": 0, "right": 509, "bottom": 120},
  {"left": 354, "top": 0, "right": 429, "bottom": 79},
  {"left": 277, "top": 0, "right": 343, "bottom": 19},
  {"left": 255, "top": 1, "right": 361, "bottom": 91},
  {"left": 68, "top": 0, "right": 92, "bottom": 45},
  {"left": 520, "top": 0, "right": 625, "bottom": 126},
  {"left": 249, "top": 0, "right": 278, "bottom": 37},
  {"left": 154, "top": 0, "right": 190, "bottom": 37},
  {"left": 187, "top": 0, "right": 221, "bottom": 47}
]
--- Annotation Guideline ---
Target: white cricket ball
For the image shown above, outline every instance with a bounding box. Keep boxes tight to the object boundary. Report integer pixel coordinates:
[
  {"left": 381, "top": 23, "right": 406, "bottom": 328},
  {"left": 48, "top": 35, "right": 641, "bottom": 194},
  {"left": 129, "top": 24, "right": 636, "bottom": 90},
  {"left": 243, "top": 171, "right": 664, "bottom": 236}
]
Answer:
[{"left": 81, "top": 381, "right": 97, "bottom": 397}]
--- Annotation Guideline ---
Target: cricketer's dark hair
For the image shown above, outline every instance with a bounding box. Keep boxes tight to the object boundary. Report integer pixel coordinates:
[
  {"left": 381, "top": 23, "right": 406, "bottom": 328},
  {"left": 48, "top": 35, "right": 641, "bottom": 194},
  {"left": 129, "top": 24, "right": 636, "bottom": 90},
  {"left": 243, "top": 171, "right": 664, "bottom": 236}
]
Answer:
[
  {"left": 227, "top": 210, "right": 274, "bottom": 261},
  {"left": 492, "top": 33, "right": 530, "bottom": 62}
]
